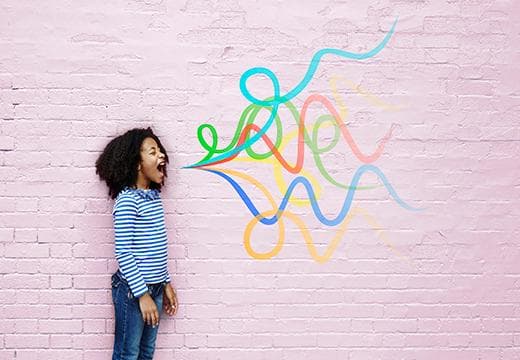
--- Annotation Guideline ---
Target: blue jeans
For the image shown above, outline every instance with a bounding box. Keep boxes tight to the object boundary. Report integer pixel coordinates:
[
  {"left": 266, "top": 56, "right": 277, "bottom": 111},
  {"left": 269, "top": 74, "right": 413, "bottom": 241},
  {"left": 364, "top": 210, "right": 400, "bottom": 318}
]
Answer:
[{"left": 111, "top": 270, "right": 165, "bottom": 360}]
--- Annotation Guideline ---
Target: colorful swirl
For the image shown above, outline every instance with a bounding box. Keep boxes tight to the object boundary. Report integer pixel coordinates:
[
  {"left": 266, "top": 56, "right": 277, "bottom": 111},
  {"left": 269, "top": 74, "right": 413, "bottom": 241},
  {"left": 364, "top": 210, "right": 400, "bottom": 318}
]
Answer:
[
  {"left": 194, "top": 94, "right": 395, "bottom": 171},
  {"left": 200, "top": 164, "right": 421, "bottom": 227},
  {"left": 207, "top": 167, "right": 411, "bottom": 263},
  {"left": 185, "top": 18, "right": 398, "bottom": 168},
  {"left": 185, "top": 18, "right": 422, "bottom": 262},
  {"left": 229, "top": 75, "right": 403, "bottom": 203}
]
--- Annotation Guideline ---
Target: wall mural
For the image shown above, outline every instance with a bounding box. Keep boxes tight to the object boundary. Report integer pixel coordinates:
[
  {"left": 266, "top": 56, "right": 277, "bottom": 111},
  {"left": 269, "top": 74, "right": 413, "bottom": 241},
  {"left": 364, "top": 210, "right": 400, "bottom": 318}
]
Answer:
[{"left": 185, "top": 18, "right": 422, "bottom": 262}]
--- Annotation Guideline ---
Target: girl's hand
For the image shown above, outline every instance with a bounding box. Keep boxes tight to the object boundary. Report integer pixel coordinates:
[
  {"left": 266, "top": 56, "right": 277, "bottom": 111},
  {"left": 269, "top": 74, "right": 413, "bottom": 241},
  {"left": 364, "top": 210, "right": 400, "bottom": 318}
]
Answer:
[
  {"left": 138, "top": 293, "right": 160, "bottom": 327},
  {"left": 163, "top": 282, "right": 178, "bottom": 316}
]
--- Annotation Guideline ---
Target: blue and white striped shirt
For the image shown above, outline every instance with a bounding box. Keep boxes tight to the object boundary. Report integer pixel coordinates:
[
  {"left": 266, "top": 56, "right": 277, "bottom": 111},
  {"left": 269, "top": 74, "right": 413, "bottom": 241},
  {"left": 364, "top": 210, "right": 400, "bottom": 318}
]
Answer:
[{"left": 112, "top": 187, "right": 170, "bottom": 297}]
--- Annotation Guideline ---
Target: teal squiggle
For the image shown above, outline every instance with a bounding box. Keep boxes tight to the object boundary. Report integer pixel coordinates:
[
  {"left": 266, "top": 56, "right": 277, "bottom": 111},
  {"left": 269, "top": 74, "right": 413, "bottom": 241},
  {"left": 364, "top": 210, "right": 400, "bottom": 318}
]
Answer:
[{"left": 185, "top": 18, "right": 398, "bottom": 168}]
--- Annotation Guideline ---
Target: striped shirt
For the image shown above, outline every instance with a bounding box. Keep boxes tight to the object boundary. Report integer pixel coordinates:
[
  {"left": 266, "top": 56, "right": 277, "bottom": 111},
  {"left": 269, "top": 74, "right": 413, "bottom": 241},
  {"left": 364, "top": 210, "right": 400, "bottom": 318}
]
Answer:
[{"left": 112, "top": 187, "right": 170, "bottom": 297}]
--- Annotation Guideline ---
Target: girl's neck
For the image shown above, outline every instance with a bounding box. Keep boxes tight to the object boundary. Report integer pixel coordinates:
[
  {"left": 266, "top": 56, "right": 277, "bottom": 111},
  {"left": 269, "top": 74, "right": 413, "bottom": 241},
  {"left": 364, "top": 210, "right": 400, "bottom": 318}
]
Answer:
[
  {"left": 134, "top": 179, "right": 150, "bottom": 190},
  {"left": 135, "top": 171, "right": 151, "bottom": 190}
]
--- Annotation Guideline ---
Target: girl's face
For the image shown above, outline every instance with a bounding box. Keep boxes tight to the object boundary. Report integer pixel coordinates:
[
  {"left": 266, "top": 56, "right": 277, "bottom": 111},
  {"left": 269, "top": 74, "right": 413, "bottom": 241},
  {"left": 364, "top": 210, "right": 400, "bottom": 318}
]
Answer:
[{"left": 137, "top": 137, "right": 166, "bottom": 188}]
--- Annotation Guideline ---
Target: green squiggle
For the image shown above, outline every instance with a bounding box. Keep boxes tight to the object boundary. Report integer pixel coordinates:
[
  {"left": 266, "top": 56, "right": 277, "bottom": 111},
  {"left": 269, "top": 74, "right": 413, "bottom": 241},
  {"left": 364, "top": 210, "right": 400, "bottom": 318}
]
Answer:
[
  {"left": 186, "top": 18, "right": 398, "bottom": 168},
  {"left": 197, "top": 98, "right": 381, "bottom": 190}
]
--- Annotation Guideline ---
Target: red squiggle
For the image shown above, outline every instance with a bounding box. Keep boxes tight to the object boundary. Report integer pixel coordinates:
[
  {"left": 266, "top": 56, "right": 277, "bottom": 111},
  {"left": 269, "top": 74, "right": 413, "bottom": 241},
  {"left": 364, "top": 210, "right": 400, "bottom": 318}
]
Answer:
[{"left": 195, "top": 94, "right": 395, "bottom": 172}]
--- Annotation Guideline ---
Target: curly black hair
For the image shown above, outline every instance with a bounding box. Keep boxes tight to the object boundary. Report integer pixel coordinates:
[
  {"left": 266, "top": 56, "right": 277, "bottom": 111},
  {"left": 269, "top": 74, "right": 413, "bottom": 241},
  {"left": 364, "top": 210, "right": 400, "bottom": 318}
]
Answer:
[{"left": 95, "top": 127, "right": 169, "bottom": 199}]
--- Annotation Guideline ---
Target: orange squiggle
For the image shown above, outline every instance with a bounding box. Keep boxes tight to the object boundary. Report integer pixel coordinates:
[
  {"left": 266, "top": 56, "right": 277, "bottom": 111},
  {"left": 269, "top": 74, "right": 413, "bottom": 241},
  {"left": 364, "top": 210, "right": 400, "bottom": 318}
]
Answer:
[{"left": 207, "top": 166, "right": 413, "bottom": 264}]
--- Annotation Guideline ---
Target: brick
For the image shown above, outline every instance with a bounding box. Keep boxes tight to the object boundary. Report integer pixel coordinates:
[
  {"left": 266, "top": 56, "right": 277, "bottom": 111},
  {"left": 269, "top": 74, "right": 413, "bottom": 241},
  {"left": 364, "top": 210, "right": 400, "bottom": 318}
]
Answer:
[
  {"left": 39, "top": 320, "right": 82, "bottom": 334},
  {"left": 50, "top": 275, "right": 73, "bottom": 289},
  {"left": 15, "top": 350, "right": 83, "bottom": 360},
  {"left": 0, "top": 136, "right": 14, "bottom": 150},
  {"left": 49, "top": 243, "right": 72, "bottom": 258},
  {"left": 15, "top": 290, "right": 40, "bottom": 304},
  {"left": 39, "top": 289, "right": 84, "bottom": 304},
  {"left": 14, "top": 319, "right": 38, "bottom": 333},
  {"left": 49, "top": 305, "right": 73, "bottom": 319},
  {"left": 82, "top": 319, "right": 106, "bottom": 334},
  {"left": 2, "top": 274, "right": 49, "bottom": 289},
  {"left": 4, "top": 335, "right": 49, "bottom": 348},
  {"left": 0, "top": 351, "right": 16, "bottom": 360},
  {"left": 49, "top": 334, "right": 73, "bottom": 348},
  {"left": 14, "top": 229, "right": 38, "bottom": 242},
  {"left": 71, "top": 334, "right": 113, "bottom": 349},
  {"left": 15, "top": 259, "right": 40, "bottom": 274},
  {"left": 5, "top": 243, "right": 49, "bottom": 258},
  {"left": 0, "top": 228, "right": 14, "bottom": 242}
]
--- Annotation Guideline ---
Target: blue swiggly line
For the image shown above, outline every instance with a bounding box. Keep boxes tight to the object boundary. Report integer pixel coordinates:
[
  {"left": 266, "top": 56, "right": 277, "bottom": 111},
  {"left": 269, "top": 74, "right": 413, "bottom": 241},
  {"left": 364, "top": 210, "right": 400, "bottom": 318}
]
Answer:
[
  {"left": 185, "top": 18, "right": 398, "bottom": 169},
  {"left": 201, "top": 163, "right": 421, "bottom": 227}
]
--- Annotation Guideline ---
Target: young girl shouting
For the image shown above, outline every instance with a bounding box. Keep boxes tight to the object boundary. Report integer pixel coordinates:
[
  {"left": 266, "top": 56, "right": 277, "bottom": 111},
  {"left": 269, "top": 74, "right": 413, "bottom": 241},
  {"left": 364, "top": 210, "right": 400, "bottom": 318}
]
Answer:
[{"left": 96, "top": 127, "right": 178, "bottom": 360}]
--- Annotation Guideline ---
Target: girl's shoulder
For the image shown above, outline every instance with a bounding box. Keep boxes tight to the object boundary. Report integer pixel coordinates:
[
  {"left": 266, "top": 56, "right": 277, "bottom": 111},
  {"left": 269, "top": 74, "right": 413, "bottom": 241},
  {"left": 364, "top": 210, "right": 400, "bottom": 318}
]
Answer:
[
  {"left": 116, "top": 187, "right": 161, "bottom": 202},
  {"left": 115, "top": 187, "right": 138, "bottom": 202},
  {"left": 113, "top": 188, "right": 139, "bottom": 215},
  {"left": 112, "top": 187, "right": 162, "bottom": 216}
]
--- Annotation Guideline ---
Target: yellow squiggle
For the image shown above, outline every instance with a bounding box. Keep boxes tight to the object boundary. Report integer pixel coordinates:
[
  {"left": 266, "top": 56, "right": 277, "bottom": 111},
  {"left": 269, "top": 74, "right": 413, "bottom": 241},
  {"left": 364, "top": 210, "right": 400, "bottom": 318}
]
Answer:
[
  {"left": 208, "top": 166, "right": 413, "bottom": 264},
  {"left": 232, "top": 77, "right": 401, "bottom": 207},
  {"left": 329, "top": 76, "right": 404, "bottom": 115}
]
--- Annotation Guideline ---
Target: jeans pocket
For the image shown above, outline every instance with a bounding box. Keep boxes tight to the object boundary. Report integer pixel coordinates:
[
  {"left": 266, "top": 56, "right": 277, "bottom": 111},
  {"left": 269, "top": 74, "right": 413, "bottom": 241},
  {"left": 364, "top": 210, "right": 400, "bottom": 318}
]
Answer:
[
  {"left": 113, "top": 273, "right": 135, "bottom": 300},
  {"left": 127, "top": 288, "right": 135, "bottom": 300},
  {"left": 111, "top": 277, "right": 120, "bottom": 304},
  {"left": 111, "top": 272, "right": 121, "bottom": 289}
]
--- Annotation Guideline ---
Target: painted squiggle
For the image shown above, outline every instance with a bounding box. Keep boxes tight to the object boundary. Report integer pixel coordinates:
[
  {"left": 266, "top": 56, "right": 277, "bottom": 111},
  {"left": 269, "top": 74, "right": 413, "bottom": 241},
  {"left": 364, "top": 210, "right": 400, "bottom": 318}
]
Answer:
[
  {"left": 185, "top": 18, "right": 398, "bottom": 168},
  {"left": 201, "top": 164, "right": 421, "bottom": 227},
  {"left": 186, "top": 18, "right": 421, "bottom": 262},
  {"left": 229, "top": 76, "right": 403, "bottom": 203},
  {"left": 206, "top": 167, "right": 410, "bottom": 263},
  {"left": 194, "top": 94, "right": 395, "bottom": 171}
]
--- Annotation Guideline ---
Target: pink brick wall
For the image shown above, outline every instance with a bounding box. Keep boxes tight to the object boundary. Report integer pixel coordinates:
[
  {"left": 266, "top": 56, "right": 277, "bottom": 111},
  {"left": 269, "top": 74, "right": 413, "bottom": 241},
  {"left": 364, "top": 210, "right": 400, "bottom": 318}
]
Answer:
[{"left": 1, "top": 0, "right": 519, "bottom": 359}]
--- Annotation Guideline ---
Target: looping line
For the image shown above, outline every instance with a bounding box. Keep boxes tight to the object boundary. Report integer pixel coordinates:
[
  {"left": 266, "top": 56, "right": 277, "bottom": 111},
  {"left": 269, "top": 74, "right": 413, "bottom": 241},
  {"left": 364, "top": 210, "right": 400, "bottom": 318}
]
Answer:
[{"left": 185, "top": 18, "right": 398, "bottom": 168}]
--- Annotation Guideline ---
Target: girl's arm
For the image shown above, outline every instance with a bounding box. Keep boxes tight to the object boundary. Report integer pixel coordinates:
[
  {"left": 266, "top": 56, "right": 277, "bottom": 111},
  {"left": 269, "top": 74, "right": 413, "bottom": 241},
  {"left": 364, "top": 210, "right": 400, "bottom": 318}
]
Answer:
[
  {"left": 113, "top": 195, "right": 148, "bottom": 298},
  {"left": 163, "top": 282, "right": 178, "bottom": 316}
]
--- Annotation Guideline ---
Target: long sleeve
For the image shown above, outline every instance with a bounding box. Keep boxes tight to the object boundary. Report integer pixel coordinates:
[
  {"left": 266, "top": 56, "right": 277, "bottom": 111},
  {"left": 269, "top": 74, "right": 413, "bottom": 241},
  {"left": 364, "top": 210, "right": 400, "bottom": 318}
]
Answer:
[{"left": 113, "top": 195, "right": 148, "bottom": 298}]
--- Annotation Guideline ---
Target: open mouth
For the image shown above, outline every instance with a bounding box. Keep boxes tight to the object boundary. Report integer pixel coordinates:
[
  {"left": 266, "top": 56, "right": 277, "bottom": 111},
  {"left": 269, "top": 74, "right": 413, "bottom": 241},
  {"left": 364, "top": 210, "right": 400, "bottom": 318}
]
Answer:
[{"left": 157, "top": 163, "right": 165, "bottom": 176}]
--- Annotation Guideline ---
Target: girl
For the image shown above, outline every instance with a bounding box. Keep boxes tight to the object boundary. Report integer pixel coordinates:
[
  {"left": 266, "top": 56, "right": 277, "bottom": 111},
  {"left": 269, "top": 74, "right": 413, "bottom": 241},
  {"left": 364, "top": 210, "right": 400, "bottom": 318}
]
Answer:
[{"left": 95, "top": 127, "right": 178, "bottom": 360}]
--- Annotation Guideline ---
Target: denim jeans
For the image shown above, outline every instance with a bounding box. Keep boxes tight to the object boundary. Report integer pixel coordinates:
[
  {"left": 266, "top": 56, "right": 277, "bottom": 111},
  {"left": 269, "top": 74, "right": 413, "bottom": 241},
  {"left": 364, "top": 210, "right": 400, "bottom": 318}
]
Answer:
[{"left": 111, "top": 270, "right": 165, "bottom": 360}]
